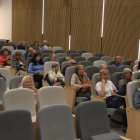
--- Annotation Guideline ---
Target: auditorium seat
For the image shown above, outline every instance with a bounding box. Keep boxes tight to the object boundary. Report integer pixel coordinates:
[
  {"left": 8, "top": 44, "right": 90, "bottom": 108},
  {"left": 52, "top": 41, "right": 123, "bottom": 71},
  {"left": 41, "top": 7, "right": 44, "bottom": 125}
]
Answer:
[
  {"left": 107, "top": 65, "right": 117, "bottom": 77},
  {"left": 78, "top": 50, "right": 87, "bottom": 56},
  {"left": 74, "top": 56, "right": 86, "bottom": 64},
  {"left": 66, "top": 50, "right": 76, "bottom": 56},
  {"left": 56, "top": 53, "right": 67, "bottom": 62},
  {"left": 133, "top": 65, "right": 138, "bottom": 72},
  {"left": 131, "top": 71, "right": 140, "bottom": 80},
  {"left": 118, "top": 65, "right": 132, "bottom": 72},
  {"left": 54, "top": 50, "right": 65, "bottom": 54},
  {"left": 94, "top": 53, "right": 104, "bottom": 59},
  {"left": 121, "top": 60, "right": 129, "bottom": 65},
  {"left": 108, "top": 60, "right": 115, "bottom": 66},
  {"left": 82, "top": 53, "right": 93, "bottom": 60},
  {"left": 78, "top": 61, "right": 92, "bottom": 68},
  {"left": 41, "top": 50, "right": 53, "bottom": 55},
  {"left": 42, "top": 53, "right": 51, "bottom": 60},
  {"left": 52, "top": 46, "right": 62, "bottom": 51},
  {"left": 87, "top": 56, "right": 100, "bottom": 64},
  {"left": 59, "top": 56, "right": 67, "bottom": 68},
  {"left": 30, "top": 46, "right": 40, "bottom": 51},
  {"left": 61, "top": 61, "right": 69, "bottom": 73},
  {"left": 14, "top": 49, "right": 26, "bottom": 55},
  {"left": 2, "top": 46, "right": 14, "bottom": 54},
  {"left": 113, "top": 56, "right": 124, "bottom": 62},
  {"left": 100, "top": 56, "right": 112, "bottom": 64},
  {"left": 93, "top": 60, "right": 107, "bottom": 67},
  {"left": 43, "top": 57, "right": 50, "bottom": 63},
  {"left": 18, "top": 41, "right": 28, "bottom": 47},
  {"left": 135, "top": 60, "right": 139, "bottom": 65},
  {"left": 69, "top": 53, "right": 80, "bottom": 59}
]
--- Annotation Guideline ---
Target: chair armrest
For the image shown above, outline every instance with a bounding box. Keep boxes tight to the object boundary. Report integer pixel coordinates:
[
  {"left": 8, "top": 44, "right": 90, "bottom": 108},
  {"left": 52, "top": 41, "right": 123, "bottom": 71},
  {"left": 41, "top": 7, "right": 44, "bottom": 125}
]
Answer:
[
  {"left": 26, "top": 73, "right": 34, "bottom": 77},
  {"left": 114, "top": 94, "right": 125, "bottom": 98},
  {"left": 120, "top": 136, "right": 130, "bottom": 140},
  {"left": 91, "top": 95, "right": 106, "bottom": 102},
  {"left": 0, "top": 64, "right": 4, "bottom": 68},
  {"left": 10, "top": 68, "right": 17, "bottom": 77},
  {"left": 64, "top": 86, "right": 77, "bottom": 90},
  {"left": 42, "top": 80, "right": 50, "bottom": 87}
]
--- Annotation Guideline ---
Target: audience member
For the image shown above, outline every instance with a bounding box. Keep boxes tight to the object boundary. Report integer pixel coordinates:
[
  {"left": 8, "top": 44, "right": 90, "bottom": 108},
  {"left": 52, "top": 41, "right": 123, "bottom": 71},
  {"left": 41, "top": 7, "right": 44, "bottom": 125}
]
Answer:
[
  {"left": 32, "top": 50, "right": 37, "bottom": 57},
  {"left": 138, "top": 61, "right": 140, "bottom": 70},
  {"left": 34, "top": 41, "right": 39, "bottom": 47},
  {"left": 134, "top": 79, "right": 140, "bottom": 109},
  {"left": 128, "top": 59, "right": 134, "bottom": 69},
  {"left": 49, "top": 53, "right": 56, "bottom": 61},
  {"left": 112, "top": 56, "right": 122, "bottom": 68},
  {"left": 71, "top": 65, "right": 91, "bottom": 100},
  {"left": 118, "top": 68, "right": 132, "bottom": 89},
  {"left": 99, "top": 64, "right": 107, "bottom": 70},
  {"left": 95, "top": 69, "right": 127, "bottom": 132},
  {"left": 13, "top": 51, "right": 26, "bottom": 76},
  {"left": 66, "top": 56, "right": 72, "bottom": 61},
  {"left": 28, "top": 53, "right": 44, "bottom": 88},
  {"left": 25, "top": 47, "right": 34, "bottom": 58},
  {"left": 6, "top": 40, "right": 16, "bottom": 50},
  {"left": 48, "top": 64, "right": 65, "bottom": 84},
  {"left": 0, "top": 48, "right": 11, "bottom": 67},
  {"left": 40, "top": 40, "right": 52, "bottom": 51},
  {"left": 62, "top": 59, "right": 76, "bottom": 76},
  {"left": 17, "top": 41, "right": 28, "bottom": 50},
  {"left": 18, "top": 76, "right": 38, "bottom": 105}
]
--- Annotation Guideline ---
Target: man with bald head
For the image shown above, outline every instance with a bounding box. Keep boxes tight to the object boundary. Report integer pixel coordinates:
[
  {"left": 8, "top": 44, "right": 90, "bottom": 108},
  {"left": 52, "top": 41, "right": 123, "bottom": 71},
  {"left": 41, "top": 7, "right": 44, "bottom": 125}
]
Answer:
[
  {"left": 40, "top": 40, "right": 53, "bottom": 51},
  {"left": 62, "top": 59, "right": 76, "bottom": 76},
  {"left": 99, "top": 64, "right": 107, "bottom": 71},
  {"left": 31, "top": 50, "right": 37, "bottom": 57},
  {"left": 24, "top": 47, "right": 34, "bottom": 58},
  {"left": 112, "top": 56, "right": 122, "bottom": 69}
]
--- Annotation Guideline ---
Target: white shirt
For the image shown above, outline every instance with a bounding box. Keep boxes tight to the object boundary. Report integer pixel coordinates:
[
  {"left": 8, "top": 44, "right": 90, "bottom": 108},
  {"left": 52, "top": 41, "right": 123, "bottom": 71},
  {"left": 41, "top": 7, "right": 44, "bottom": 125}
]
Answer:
[{"left": 95, "top": 80, "right": 116, "bottom": 97}]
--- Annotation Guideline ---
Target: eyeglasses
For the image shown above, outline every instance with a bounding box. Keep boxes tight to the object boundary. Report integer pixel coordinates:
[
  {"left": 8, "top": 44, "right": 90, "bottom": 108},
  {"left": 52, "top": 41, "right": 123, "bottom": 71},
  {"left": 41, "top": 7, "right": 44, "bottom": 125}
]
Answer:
[
  {"left": 71, "top": 63, "right": 76, "bottom": 65},
  {"left": 25, "top": 81, "right": 32, "bottom": 84}
]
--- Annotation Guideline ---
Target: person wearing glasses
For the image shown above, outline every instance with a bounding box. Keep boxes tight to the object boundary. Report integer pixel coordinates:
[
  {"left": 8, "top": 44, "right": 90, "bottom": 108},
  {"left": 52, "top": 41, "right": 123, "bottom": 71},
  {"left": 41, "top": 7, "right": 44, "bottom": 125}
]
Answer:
[
  {"left": 18, "top": 76, "right": 38, "bottom": 105},
  {"left": 62, "top": 59, "right": 76, "bottom": 76}
]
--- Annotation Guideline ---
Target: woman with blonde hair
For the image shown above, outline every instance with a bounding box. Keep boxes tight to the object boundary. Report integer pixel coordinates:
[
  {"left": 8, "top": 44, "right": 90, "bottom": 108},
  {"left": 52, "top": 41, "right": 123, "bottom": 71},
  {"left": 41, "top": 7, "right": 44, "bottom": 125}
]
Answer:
[{"left": 18, "top": 76, "right": 38, "bottom": 105}]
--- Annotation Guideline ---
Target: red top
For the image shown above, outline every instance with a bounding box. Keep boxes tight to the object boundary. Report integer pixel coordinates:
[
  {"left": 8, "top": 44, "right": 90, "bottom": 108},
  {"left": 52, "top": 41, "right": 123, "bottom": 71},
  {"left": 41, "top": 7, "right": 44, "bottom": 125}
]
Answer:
[{"left": 0, "top": 55, "right": 11, "bottom": 65}]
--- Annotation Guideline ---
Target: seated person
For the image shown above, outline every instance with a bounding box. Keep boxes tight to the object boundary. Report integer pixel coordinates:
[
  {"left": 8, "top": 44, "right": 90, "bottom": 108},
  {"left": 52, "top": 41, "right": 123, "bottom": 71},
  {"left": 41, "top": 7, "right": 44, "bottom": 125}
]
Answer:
[
  {"left": 118, "top": 68, "right": 132, "bottom": 89},
  {"left": 138, "top": 61, "right": 140, "bottom": 70},
  {"left": 48, "top": 64, "right": 65, "bottom": 84},
  {"left": 6, "top": 40, "right": 16, "bottom": 50},
  {"left": 0, "top": 48, "right": 11, "bottom": 67},
  {"left": 49, "top": 53, "right": 56, "bottom": 61},
  {"left": 17, "top": 41, "right": 28, "bottom": 50},
  {"left": 32, "top": 50, "right": 37, "bottom": 57},
  {"left": 62, "top": 59, "right": 76, "bottom": 76},
  {"left": 99, "top": 64, "right": 107, "bottom": 70},
  {"left": 95, "top": 69, "right": 127, "bottom": 132},
  {"left": 71, "top": 65, "right": 91, "bottom": 100},
  {"left": 66, "top": 56, "right": 72, "bottom": 61},
  {"left": 112, "top": 56, "right": 122, "bottom": 69},
  {"left": 128, "top": 59, "right": 134, "bottom": 69},
  {"left": 25, "top": 47, "right": 34, "bottom": 58},
  {"left": 134, "top": 79, "right": 140, "bottom": 109},
  {"left": 34, "top": 41, "right": 39, "bottom": 47},
  {"left": 18, "top": 76, "right": 38, "bottom": 105},
  {"left": 40, "top": 40, "right": 52, "bottom": 51},
  {"left": 28, "top": 53, "right": 44, "bottom": 88},
  {"left": 13, "top": 51, "right": 26, "bottom": 76}
]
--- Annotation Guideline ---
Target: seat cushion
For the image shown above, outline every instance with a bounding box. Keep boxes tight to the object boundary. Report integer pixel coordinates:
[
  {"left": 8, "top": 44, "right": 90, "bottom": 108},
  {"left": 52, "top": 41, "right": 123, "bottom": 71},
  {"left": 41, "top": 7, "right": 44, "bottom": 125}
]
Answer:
[
  {"left": 76, "top": 97, "right": 88, "bottom": 103},
  {"left": 107, "top": 108, "right": 122, "bottom": 115},
  {"left": 90, "top": 132, "right": 121, "bottom": 140}
]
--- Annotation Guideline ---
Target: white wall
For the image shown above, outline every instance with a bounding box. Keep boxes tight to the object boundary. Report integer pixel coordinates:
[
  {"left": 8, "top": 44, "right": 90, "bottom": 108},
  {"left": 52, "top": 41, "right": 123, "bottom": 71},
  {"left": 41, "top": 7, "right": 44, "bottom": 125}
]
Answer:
[{"left": 0, "top": 0, "right": 12, "bottom": 40}]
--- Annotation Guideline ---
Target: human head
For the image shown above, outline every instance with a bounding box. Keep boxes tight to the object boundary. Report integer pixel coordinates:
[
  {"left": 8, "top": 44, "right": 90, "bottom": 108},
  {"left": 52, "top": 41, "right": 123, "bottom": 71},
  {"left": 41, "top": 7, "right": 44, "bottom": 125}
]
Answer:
[
  {"left": 21, "top": 41, "right": 26, "bottom": 47},
  {"left": 75, "top": 65, "right": 84, "bottom": 76},
  {"left": 32, "top": 50, "right": 37, "bottom": 57},
  {"left": 42, "top": 40, "right": 48, "bottom": 46},
  {"left": 52, "top": 63, "right": 59, "bottom": 72},
  {"left": 98, "top": 69, "right": 109, "bottom": 81},
  {"left": 66, "top": 57, "right": 72, "bottom": 61},
  {"left": 7, "top": 40, "right": 12, "bottom": 46},
  {"left": 128, "top": 59, "right": 134, "bottom": 69},
  {"left": 2, "top": 48, "right": 9, "bottom": 56},
  {"left": 49, "top": 53, "right": 56, "bottom": 61},
  {"left": 15, "top": 51, "right": 22, "bottom": 60},
  {"left": 99, "top": 64, "right": 107, "bottom": 70},
  {"left": 69, "top": 59, "right": 76, "bottom": 67},
  {"left": 115, "top": 56, "right": 121, "bottom": 65},
  {"left": 34, "top": 41, "right": 39, "bottom": 47},
  {"left": 32, "top": 53, "right": 43, "bottom": 66},
  {"left": 122, "top": 68, "right": 132, "bottom": 80},
  {"left": 28, "top": 48, "right": 34, "bottom": 54},
  {"left": 18, "top": 76, "right": 33, "bottom": 88}
]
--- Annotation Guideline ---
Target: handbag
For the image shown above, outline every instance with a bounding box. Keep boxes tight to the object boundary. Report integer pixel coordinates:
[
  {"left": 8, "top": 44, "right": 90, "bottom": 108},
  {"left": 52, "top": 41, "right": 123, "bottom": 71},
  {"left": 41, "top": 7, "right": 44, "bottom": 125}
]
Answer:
[{"left": 81, "top": 80, "right": 91, "bottom": 92}]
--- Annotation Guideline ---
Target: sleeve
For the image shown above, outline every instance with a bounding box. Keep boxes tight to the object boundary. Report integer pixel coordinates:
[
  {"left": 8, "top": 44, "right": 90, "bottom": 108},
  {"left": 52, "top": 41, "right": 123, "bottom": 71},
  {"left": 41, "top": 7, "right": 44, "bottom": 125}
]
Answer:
[
  {"left": 118, "top": 80, "right": 125, "bottom": 89},
  {"left": 0, "top": 55, "right": 7, "bottom": 64},
  {"left": 48, "top": 71, "right": 57, "bottom": 82},
  {"left": 13, "top": 59, "right": 18, "bottom": 68},
  {"left": 95, "top": 82, "right": 101, "bottom": 92},
  {"left": 71, "top": 74, "right": 83, "bottom": 88},
  {"left": 110, "top": 81, "right": 116, "bottom": 90},
  {"left": 28, "top": 63, "right": 38, "bottom": 75},
  {"left": 58, "top": 72, "right": 65, "bottom": 82},
  {"left": 134, "top": 92, "right": 140, "bottom": 109}
]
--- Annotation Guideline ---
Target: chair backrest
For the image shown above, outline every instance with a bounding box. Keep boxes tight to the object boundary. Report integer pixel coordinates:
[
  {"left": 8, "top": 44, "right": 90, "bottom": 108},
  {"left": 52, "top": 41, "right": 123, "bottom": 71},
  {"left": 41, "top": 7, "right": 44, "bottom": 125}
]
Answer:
[
  {"left": 108, "top": 60, "right": 115, "bottom": 65},
  {"left": 3, "top": 88, "right": 36, "bottom": 118},
  {"left": 59, "top": 56, "right": 67, "bottom": 67},
  {"left": 84, "top": 66, "right": 99, "bottom": 79},
  {"left": 0, "top": 42, "right": 5, "bottom": 50},
  {"left": 0, "top": 77, "right": 6, "bottom": 103},
  {"left": 92, "top": 73, "right": 100, "bottom": 95},
  {"left": 100, "top": 56, "right": 112, "bottom": 63},
  {"left": 42, "top": 53, "right": 51, "bottom": 60},
  {"left": 11, "top": 54, "right": 25, "bottom": 67},
  {"left": 131, "top": 71, "right": 140, "bottom": 80},
  {"left": 43, "top": 61, "right": 60, "bottom": 77},
  {"left": 29, "top": 44, "right": 34, "bottom": 47},
  {"left": 12, "top": 41, "right": 17, "bottom": 46},
  {"left": 74, "top": 56, "right": 86, "bottom": 64},
  {"left": 112, "top": 72, "right": 123, "bottom": 89},
  {"left": 30, "top": 46, "right": 39, "bottom": 50},
  {"left": 82, "top": 53, "right": 93, "bottom": 60},
  {"left": 69, "top": 53, "right": 80, "bottom": 59},
  {"left": 66, "top": 50, "right": 76, "bottom": 56},
  {"left": 135, "top": 60, "right": 139, "bottom": 65},
  {"left": 133, "top": 65, "right": 138, "bottom": 72},
  {"left": 94, "top": 53, "right": 104, "bottom": 59},
  {"left": 52, "top": 47, "right": 62, "bottom": 51},
  {"left": 0, "top": 110, "right": 34, "bottom": 140},
  {"left": 78, "top": 61, "right": 92, "bottom": 68},
  {"left": 113, "top": 56, "right": 124, "bottom": 62},
  {"left": 27, "top": 53, "right": 32, "bottom": 58},
  {"left": 27, "top": 57, "right": 32, "bottom": 71},
  {"left": 65, "top": 66, "right": 76, "bottom": 86},
  {"left": 41, "top": 50, "right": 53, "bottom": 55},
  {"left": 14, "top": 49, "right": 26, "bottom": 55},
  {"left": 54, "top": 50, "right": 65, "bottom": 54},
  {"left": 87, "top": 56, "right": 99, "bottom": 64},
  {"left": 38, "top": 86, "right": 66, "bottom": 109},
  {"left": 118, "top": 65, "right": 132, "bottom": 72},
  {"left": 61, "top": 61, "right": 69, "bottom": 73},
  {"left": 9, "top": 76, "right": 35, "bottom": 89},
  {"left": 18, "top": 41, "right": 28, "bottom": 47},
  {"left": 37, "top": 104, "right": 76, "bottom": 140},
  {"left": 2, "top": 46, "right": 14, "bottom": 54},
  {"left": 43, "top": 57, "right": 50, "bottom": 63},
  {"left": 56, "top": 53, "right": 67, "bottom": 62},
  {"left": 0, "top": 39, "right": 7, "bottom": 42},
  {"left": 93, "top": 60, "right": 107, "bottom": 67},
  {"left": 78, "top": 50, "right": 88, "bottom": 56},
  {"left": 121, "top": 60, "right": 129, "bottom": 65},
  {"left": 107, "top": 65, "right": 117, "bottom": 77},
  {"left": 0, "top": 68, "right": 11, "bottom": 88},
  {"left": 76, "top": 101, "right": 110, "bottom": 140},
  {"left": 127, "top": 81, "right": 138, "bottom": 108}
]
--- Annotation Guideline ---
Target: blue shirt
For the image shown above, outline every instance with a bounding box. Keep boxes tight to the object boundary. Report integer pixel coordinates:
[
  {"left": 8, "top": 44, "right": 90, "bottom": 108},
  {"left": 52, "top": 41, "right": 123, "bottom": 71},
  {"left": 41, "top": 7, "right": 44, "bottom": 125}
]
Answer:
[
  {"left": 112, "top": 63, "right": 122, "bottom": 69},
  {"left": 28, "top": 62, "right": 43, "bottom": 75},
  {"left": 134, "top": 88, "right": 140, "bottom": 109}
]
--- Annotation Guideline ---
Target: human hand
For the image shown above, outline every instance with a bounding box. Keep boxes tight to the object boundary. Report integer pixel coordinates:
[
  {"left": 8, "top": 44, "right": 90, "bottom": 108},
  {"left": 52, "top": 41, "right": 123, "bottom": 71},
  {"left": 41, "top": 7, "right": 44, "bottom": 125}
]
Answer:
[
  {"left": 111, "top": 92, "right": 116, "bottom": 96},
  {"left": 53, "top": 67, "right": 56, "bottom": 72},
  {"left": 6, "top": 56, "right": 10, "bottom": 59},
  {"left": 82, "top": 84, "right": 89, "bottom": 87},
  {"left": 101, "top": 79, "right": 105, "bottom": 84},
  {"left": 39, "top": 72, "right": 43, "bottom": 76},
  {"left": 57, "top": 78, "right": 62, "bottom": 82},
  {"left": 22, "top": 64, "right": 26, "bottom": 66},
  {"left": 83, "top": 72, "right": 87, "bottom": 77}
]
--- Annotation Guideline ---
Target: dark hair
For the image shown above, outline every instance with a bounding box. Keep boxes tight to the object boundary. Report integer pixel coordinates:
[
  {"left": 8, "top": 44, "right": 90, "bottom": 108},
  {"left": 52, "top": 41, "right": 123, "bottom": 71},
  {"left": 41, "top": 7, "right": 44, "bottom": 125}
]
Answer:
[
  {"left": 6, "top": 40, "right": 10, "bottom": 44},
  {"left": 31, "top": 53, "right": 44, "bottom": 65},
  {"left": 2, "top": 48, "right": 9, "bottom": 55},
  {"left": 34, "top": 41, "right": 39, "bottom": 45},
  {"left": 128, "top": 59, "right": 134, "bottom": 65},
  {"left": 52, "top": 64, "right": 59, "bottom": 69},
  {"left": 138, "top": 61, "right": 140, "bottom": 70}
]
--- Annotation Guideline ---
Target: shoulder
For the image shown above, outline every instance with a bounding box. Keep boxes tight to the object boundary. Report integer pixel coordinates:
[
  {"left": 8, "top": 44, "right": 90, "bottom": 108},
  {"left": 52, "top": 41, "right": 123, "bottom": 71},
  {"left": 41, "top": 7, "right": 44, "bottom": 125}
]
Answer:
[
  {"left": 119, "top": 79, "right": 125, "bottom": 83},
  {"left": 135, "top": 91, "right": 140, "bottom": 96},
  {"left": 96, "top": 81, "right": 101, "bottom": 86},
  {"left": 49, "top": 70, "right": 53, "bottom": 73},
  {"left": 71, "top": 73, "right": 78, "bottom": 78}
]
